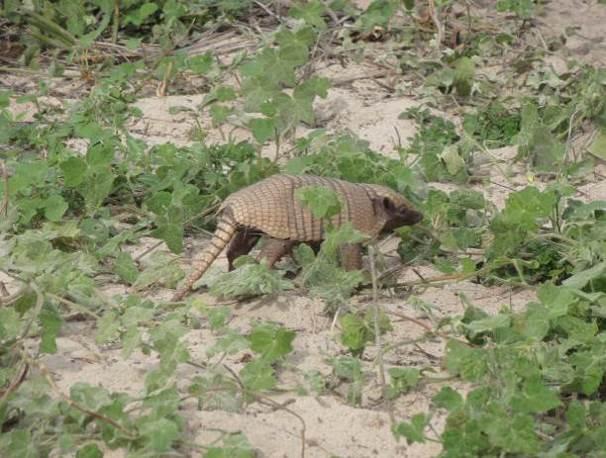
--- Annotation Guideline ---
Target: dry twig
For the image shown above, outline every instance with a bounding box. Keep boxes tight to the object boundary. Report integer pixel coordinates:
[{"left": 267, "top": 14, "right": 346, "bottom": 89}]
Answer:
[
  {"left": 427, "top": 0, "right": 444, "bottom": 49},
  {"left": 0, "top": 160, "right": 9, "bottom": 216}
]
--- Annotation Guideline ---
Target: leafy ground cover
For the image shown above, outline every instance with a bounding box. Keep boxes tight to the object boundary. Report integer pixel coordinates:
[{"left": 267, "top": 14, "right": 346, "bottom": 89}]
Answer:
[{"left": 2, "top": 0, "right": 606, "bottom": 456}]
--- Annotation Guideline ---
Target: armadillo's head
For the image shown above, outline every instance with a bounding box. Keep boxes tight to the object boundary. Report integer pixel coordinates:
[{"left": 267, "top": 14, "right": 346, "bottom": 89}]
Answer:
[{"left": 366, "top": 184, "right": 423, "bottom": 232}]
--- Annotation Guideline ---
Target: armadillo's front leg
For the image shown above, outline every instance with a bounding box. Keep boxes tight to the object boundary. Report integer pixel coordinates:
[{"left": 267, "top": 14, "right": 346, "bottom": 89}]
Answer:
[
  {"left": 226, "top": 229, "right": 260, "bottom": 271},
  {"left": 257, "top": 238, "right": 295, "bottom": 268},
  {"left": 339, "top": 243, "right": 363, "bottom": 271},
  {"left": 308, "top": 241, "right": 322, "bottom": 255}
]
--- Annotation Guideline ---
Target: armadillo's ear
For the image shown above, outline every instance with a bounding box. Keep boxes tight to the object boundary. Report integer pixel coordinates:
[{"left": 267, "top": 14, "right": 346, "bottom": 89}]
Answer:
[
  {"left": 373, "top": 197, "right": 397, "bottom": 216},
  {"left": 383, "top": 197, "right": 397, "bottom": 212}
]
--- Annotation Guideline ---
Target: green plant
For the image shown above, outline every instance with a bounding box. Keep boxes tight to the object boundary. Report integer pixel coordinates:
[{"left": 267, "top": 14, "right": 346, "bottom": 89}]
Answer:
[
  {"left": 339, "top": 309, "right": 392, "bottom": 355},
  {"left": 4, "top": 1, "right": 606, "bottom": 455},
  {"left": 398, "top": 284, "right": 606, "bottom": 456},
  {"left": 399, "top": 107, "right": 471, "bottom": 183},
  {"left": 496, "top": 0, "right": 535, "bottom": 20}
]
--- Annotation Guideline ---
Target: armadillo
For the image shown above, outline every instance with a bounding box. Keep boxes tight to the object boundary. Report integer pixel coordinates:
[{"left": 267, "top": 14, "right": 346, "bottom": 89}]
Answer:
[{"left": 171, "top": 174, "right": 423, "bottom": 301}]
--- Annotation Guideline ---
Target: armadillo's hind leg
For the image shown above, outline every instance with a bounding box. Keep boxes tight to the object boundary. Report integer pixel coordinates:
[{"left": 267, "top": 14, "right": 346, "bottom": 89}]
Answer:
[
  {"left": 226, "top": 229, "right": 260, "bottom": 271},
  {"left": 339, "top": 243, "right": 363, "bottom": 271},
  {"left": 257, "top": 238, "right": 295, "bottom": 268}
]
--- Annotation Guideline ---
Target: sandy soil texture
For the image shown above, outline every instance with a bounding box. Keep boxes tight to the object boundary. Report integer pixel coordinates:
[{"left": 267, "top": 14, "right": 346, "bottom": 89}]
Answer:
[{"left": 4, "top": 1, "right": 606, "bottom": 457}]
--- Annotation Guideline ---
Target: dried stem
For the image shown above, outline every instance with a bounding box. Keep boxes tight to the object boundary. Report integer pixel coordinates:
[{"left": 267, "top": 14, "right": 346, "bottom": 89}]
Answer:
[
  {"left": 368, "top": 245, "right": 394, "bottom": 425},
  {"left": 0, "top": 358, "right": 29, "bottom": 402},
  {"left": 0, "top": 160, "right": 9, "bottom": 216},
  {"left": 257, "top": 395, "right": 306, "bottom": 458},
  {"left": 427, "top": 0, "right": 444, "bottom": 49},
  {"left": 112, "top": 0, "right": 120, "bottom": 44},
  {"left": 386, "top": 309, "right": 469, "bottom": 346},
  {"left": 221, "top": 363, "right": 306, "bottom": 458}
]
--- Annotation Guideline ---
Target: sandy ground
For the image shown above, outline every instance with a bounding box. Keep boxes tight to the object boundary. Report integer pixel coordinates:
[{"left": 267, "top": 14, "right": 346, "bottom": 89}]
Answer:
[{"left": 4, "top": 1, "right": 606, "bottom": 457}]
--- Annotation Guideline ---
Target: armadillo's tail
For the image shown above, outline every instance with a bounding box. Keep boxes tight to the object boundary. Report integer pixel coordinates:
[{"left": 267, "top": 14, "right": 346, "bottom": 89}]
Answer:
[{"left": 171, "top": 213, "right": 238, "bottom": 301}]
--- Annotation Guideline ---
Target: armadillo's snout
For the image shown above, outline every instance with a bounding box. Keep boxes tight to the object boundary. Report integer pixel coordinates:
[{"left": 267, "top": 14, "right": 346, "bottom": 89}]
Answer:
[{"left": 403, "top": 208, "right": 423, "bottom": 225}]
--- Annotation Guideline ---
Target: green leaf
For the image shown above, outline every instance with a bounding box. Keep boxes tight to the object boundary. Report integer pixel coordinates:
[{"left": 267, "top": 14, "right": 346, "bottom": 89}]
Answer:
[
  {"left": 498, "top": 186, "right": 557, "bottom": 231},
  {"left": 464, "top": 313, "right": 511, "bottom": 338},
  {"left": 432, "top": 386, "right": 463, "bottom": 411},
  {"left": 0, "top": 90, "right": 9, "bottom": 108},
  {"left": 512, "top": 376, "right": 561, "bottom": 414},
  {"left": 145, "top": 191, "right": 172, "bottom": 215},
  {"left": 122, "top": 302, "right": 154, "bottom": 327},
  {"left": 163, "top": 0, "right": 187, "bottom": 19},
  {"left": 331, "top": 355, "right": 363, "bottom": 381},
  {"left": 496, "top": 0, "right": 535, "bottom": 19},
  {"left": 87, "top": 144, "right": 114, "bottom": 167},
  {"left": 299, "top": 76, "right": 330, "bottom": 100},
  {"left": 42, "top": 195, "right": 68, "bottom": 222},
  {"left": 274, "top": 29, "right": 313, "bottom": 68},
  {"left": 123, "top": 2, "right": 158, "bottom": 26},
  {"left": 187, "top": 52, "right": 213, "bottom": 74},
  {"left": 356, "top": 0, "right": 399, "bottom": 31},
  {"left": 125, "top": 37, "right": 142, "bottom": 50},
  {"left": 210, "top": 104, "right": 232, "bottom": 126},
  {"left": 40, "top": 306, "right": 62, "bottom": 354},
  {"left": 152, "top": 222, "right": 183, "bottom": 254},
  {"left": 81, "top": 169, "right": 115, "bottom": 211},
  {"left": 150, "top": 319, "right": 188, "bottom": 360},
  {"left": 18, "top": 198, "right": 42, "bottom": 224},
  {"left": 393, "top": 413, "right": 428, "bottom": 444},
  {"left": 339, "top": 313, "right": 370, "bottom": 353},
  {"left": 207, "top": 306, "right": 231, "bottom": 331},
  {"left": 215, "top": 86, "right": 237, "bottom": 102},
  {"left": 453, "top": 57, "right": 475, "bottom": 96},
  {"left": 209, "top": 260, "right": 293, "bottom": 299},
  {"left": 483, "top": 411, "right": 540, "bottom": 454},
  {"left": 96, "top": 310, "right": 120, "bottom": 344},
  {"left": 10, "top": 161, "right": 48, "bottom": 193},
  {"left": 570, "top": 350, "right": 604, "bottom": 395},
  {"left": 207, "top": 330, "right": 249, "bottom": 358},
  {"left": 295, "top": 185, "right": 342, "bottom": 219},
  {"left": 588, "top": 130, "right": 606, "bottom": 160},
  {"left": 240, "top": 360, "right": 277, "bottom": 392},
  {"left": 205, "top": 433, "right": 255, "bottom": 458},
  {"left": 248, "top": 118, "right": 275, "bottom": 144},
  {"left": 240, "top": 48, "right": 297, "bottom": 110},
  {"left": 133, "top": 252, "right": 183, "bottom": 290},
  {"left": 563, "top": 262, "right": 606, "bottom": 289},
  {"left": 0, "top": 308, "right": 21, "bottom": 341},
  {"left": 537, "top": 285, "right": 576, "bottom": 318},
  {"left": 61, "top": 157, "right": 87, "bottom": 187},
  {"left": 76, "top": 443, "right": 103, "bottom": 458},
  {"left": 523, "top": 302, "right": 550, "bottom": 340},
  {"left": 288, "top": 1, "right": 327, "bottom": 29},
  {"left": 138, "top": 417, "right": 180, "bottom": 452},
  {"left": 439, "top": 145, "right": 465, "bottom": 175},
  {"left": 121, "top": 326, "right": 141, "bottom": 359},
  {"left": 114, "top": 252, "right": 139, "bottom": 284},
  {"left": 248, "top": 323, "right": 295, "bottom": 362},
  {"left": 565, "top": 400, "right": 586, "bottom": 431},
  {"left": 387, "top": 367, "right": 421, "bottom": 398},
  {"left": 2, "top": 431, "right": 38, "bottom": 458},
  {"left": 529, "top": 126, "right": 566, "bottom": 172},
  {"left": 445, "top": 340, "right": 487, "bottom": 381}
]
